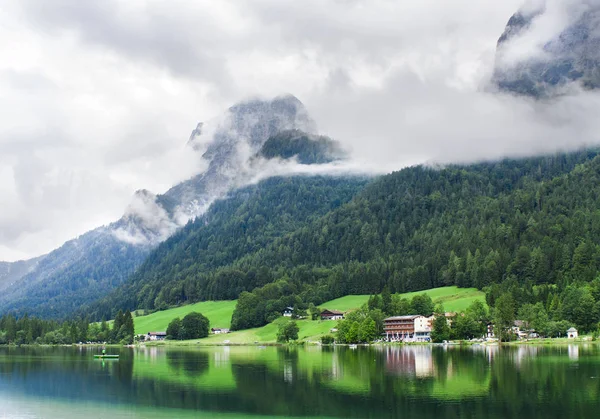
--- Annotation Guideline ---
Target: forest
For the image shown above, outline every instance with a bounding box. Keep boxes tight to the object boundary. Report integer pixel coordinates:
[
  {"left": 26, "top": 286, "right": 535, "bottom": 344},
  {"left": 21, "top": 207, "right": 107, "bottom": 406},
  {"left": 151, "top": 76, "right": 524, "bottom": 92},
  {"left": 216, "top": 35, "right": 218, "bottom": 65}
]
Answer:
[
  {"left": 84, "top": 149, "right": 600, "bottom": 334},
  {"left": 0, "top": 310, "right": 134, "bottom": 345}
]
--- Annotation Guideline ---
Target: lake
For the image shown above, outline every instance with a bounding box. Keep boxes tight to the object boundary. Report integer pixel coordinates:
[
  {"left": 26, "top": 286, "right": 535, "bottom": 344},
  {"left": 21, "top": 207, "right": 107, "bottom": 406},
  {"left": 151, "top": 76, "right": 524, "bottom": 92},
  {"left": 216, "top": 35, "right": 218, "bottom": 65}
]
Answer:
[{"left": 1, "top": 344, "right": 599, "bottom": 418}]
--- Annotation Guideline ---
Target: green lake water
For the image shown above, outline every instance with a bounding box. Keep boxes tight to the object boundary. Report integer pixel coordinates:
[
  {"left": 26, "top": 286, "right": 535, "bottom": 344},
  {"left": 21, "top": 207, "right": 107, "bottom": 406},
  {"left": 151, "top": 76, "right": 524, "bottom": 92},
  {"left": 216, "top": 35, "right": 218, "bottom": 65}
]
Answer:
[{"left": 1, "top": 344, "right": 599, "bottom": 418}]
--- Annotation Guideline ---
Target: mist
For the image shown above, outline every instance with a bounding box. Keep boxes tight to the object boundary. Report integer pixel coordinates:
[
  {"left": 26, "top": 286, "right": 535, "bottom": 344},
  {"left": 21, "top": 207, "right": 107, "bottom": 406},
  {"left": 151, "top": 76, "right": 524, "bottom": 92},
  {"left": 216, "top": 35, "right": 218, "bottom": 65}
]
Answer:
[{"left": 2, "top": 0, "right": 600, "bottom": 260}]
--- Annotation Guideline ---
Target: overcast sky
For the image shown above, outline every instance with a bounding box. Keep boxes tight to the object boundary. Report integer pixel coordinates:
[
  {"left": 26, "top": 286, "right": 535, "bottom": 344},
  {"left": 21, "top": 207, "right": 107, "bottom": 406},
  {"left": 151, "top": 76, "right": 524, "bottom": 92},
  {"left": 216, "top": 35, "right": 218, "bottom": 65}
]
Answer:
[{"left": 1, "top": 0, "right": 599, "bottom": 261}]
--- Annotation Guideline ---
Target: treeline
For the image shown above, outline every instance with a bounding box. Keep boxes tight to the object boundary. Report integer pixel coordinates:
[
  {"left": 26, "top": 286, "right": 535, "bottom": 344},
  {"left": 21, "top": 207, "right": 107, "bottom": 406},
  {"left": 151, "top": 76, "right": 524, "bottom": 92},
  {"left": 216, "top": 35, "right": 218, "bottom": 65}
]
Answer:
[
  {"left": 486, "top": 278, "right": 600, "bottom": 338},
  {"left": 0, "top": 311, "right": 134, "bottom": 345}
]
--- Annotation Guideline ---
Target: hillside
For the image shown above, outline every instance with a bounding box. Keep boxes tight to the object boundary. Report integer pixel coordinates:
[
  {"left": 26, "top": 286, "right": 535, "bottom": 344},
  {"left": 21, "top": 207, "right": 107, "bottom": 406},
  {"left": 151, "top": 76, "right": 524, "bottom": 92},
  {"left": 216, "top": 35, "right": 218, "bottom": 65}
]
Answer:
[
  {"left": 88, "top": 174, "right": 369, "bottom": 319},
  {"left": 87, "top": 148, "right": 600, "bottom": 333},
  {"left": 139, "top": 287, "right": 485, "bottom": 344},
  {"left": 134, "top": 301, "right": 236, "bottom": 335},
  {"left": 322, "top": 287, "right": 485, "bottom": 314}
]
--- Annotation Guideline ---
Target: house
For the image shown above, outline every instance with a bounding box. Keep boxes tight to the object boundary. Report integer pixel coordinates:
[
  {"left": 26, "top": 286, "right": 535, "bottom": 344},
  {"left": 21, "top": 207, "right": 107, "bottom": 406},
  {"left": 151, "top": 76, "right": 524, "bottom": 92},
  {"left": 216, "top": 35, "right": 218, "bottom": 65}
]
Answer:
[
  {"left": 211, "top": 328, "right": 230, "bottom": 334},
  {"left": 413, "top": 316, "right": 432, "bottom": 342},
  {"left": 147, "top": 332, "right": 167, "bottom": 341},
  {"left": 567, "top": 327, "right": 578, "bottom": 339},
  {"left": 320, "top": 309, "right": 344, "bottom": 320},
  {"left": 283, "top": 307, "right": 294, "bottom": 317}
]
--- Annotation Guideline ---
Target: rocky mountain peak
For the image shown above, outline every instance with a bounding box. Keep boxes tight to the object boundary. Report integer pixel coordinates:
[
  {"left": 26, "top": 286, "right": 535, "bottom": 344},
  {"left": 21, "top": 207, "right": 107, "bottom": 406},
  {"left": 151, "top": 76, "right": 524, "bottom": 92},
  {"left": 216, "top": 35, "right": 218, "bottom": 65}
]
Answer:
[
  {"left": 113, "top": 94, "right": 320, "bottom": 245},
  {"left": 493, "top": 0, "right": 600, "bottom": 97}
]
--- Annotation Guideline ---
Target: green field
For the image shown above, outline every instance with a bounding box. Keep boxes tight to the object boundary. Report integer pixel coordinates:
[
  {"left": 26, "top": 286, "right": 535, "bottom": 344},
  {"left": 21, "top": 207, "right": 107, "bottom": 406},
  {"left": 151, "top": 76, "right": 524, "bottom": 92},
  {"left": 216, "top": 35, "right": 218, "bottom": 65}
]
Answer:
[
  {"left": 321, "top": 286, "right": 486, "bottom": 314},
  {"left": 165, "top": 316, "right": 338, "bottom": 345},
  {"left": 139, "top": 286, "right": 485, "bottom": 345},
  {"left": 134, "top": 300, "right": 237, "bottom": 334}
]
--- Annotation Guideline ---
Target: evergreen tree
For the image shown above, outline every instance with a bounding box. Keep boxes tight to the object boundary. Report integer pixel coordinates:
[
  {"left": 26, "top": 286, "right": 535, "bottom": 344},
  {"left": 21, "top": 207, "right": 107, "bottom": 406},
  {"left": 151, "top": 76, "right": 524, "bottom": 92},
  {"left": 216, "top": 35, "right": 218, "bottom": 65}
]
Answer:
[
  {"left": 431, "top": 305, "right": 451, "bottom": 342},
  {"left": 494, "top": 294, "right": 516, "bottom": 341}
]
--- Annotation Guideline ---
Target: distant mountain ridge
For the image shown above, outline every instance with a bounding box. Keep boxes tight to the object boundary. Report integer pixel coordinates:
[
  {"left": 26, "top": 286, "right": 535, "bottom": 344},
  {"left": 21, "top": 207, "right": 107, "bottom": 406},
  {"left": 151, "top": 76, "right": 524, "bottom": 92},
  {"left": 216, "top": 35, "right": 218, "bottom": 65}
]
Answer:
[
  {"left": 494, "top": 0, "right": 600, "bottom": 97},
  {"left": 0, "top": 95, "right": 335, "bottom": 319},
  {"left": 0, "top": 256, "right": 44, "bottom": 293}
]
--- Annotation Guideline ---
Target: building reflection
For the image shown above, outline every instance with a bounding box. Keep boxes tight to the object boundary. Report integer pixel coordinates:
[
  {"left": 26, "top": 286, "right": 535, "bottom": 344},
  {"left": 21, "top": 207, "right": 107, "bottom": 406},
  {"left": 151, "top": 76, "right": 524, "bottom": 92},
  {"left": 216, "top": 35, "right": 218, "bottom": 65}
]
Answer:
[{"left": 383, "top": 346, "right": 434, "bottom": 377}]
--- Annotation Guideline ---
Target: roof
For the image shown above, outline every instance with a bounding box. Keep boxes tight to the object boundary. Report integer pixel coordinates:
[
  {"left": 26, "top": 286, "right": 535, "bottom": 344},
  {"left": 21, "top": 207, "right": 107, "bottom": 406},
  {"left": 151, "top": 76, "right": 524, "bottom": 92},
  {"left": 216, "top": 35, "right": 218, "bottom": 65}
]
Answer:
[
  {"left": 148, "top": 331, "right": 167, "bottom": 336},
  {"left": 567, "top": 327, "right": 578, "bottom": 332},
  {"left": 284, "top": 306, "right": 294, "bottom": 311},
  {"left": 321, "top": 309, "right": 344, "bottom": 315},
  {"left": 384, "top": 315, "right": 419, "bottom": 321}
]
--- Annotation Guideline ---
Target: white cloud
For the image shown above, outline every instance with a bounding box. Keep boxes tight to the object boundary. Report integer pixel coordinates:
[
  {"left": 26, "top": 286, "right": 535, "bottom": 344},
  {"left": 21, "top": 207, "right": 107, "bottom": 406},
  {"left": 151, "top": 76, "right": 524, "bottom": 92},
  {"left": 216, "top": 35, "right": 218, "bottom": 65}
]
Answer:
[{"left": 1, "top": 0, "right": 599, "bottom": 260}]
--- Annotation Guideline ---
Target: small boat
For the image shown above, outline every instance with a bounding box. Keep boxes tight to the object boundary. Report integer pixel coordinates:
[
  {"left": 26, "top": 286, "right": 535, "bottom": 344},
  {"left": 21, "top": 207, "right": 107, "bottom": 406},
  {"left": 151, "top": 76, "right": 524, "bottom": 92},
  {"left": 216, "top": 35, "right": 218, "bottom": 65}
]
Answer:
[{"left": 93, "top": 354, "right": 120, "bottom": 359}]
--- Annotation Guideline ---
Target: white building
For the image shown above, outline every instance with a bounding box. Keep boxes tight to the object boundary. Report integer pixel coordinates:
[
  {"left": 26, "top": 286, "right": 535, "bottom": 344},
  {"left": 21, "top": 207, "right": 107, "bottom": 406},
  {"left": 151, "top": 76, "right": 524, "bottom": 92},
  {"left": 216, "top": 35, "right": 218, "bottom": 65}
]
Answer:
[
  {"left": 567, "top": 327, "right": 578, "bottom": 339},
  {"left": 147, "top": 332, "right": 167, "bottom": 341},
  {"left": 413, "top": 315, "right": 432, "bottom": 342}
]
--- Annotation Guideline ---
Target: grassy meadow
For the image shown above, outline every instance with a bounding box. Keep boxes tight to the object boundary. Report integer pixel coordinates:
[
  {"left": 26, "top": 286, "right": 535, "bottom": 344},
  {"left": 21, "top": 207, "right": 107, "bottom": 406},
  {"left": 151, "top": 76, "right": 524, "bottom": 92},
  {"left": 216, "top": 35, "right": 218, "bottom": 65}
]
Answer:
[
  {"left": 134, "top": 300, "right": 236, "bottom": 335},
  {"left": 135, "top": 286, "right": 486, "bottom": 345},
  {"left": 321, "top": 286, "right": 485, "bottom": 314}
]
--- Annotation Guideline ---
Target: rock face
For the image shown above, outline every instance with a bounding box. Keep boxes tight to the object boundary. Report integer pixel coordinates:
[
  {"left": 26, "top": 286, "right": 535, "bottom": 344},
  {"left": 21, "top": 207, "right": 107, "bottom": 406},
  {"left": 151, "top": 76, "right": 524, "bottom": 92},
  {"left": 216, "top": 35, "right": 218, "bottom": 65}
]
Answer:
[
  {"left": 0, "top": 95, "right": 321, "bottom": 318},
  {"left": 113, "top": 94, "right": 317, "bottom": 245},
  {"left": 494, "top": 0, "right": 600, "bottom": 97}
]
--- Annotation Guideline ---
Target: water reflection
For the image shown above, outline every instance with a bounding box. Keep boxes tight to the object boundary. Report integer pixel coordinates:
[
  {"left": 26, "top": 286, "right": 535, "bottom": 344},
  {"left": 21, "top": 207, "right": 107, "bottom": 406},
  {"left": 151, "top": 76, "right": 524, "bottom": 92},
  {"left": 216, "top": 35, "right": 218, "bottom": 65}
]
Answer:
[{"left": 0, "top": 344, "right": 599, "bottom": 418}]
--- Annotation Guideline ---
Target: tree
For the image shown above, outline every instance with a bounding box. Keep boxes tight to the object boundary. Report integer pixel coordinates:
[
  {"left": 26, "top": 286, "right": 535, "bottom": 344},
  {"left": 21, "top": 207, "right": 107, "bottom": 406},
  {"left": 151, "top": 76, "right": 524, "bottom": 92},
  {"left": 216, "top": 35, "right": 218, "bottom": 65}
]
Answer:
[
  {"left": 181, "top": 312, "right": 210, "bottom": 340},
  {"left": 166, "top": 317, "right": 182, "bottom": 340},
  {"left": 321, "top": 335, "right": 335, "bottom": 344},
  {"left": 430, "top": 305, "right": 450, "bottom": 342},
  {"left": 121, "top": 311, "right": 135, "bottom": 344},
  {"left": 451, "top": 313, "right": 481, "bottom": 340},
  {"left": 381, "top": 287, "right": 392, "bottom": 315},
  {"left": 368, "top": 294, "right": 383, "bottom": 311},
  {"left": 277, "top": 321, "right": 299, "bottom": 343},
  {"left": 358, "top": 318, "right": 378, "bottom": 343},
  {"left": 494, "top": 293, "right": 516, "bottom": 341},
  {"left": 411, "top": 294, "right": 434, "bottom": 316},
  {"left": 391, "top": 296, "right": 411, "bottom": 316},
  {"left": 518, "top": 302, "right": 549, "bottom": 336},
  {"left": 560, "top": 286, "right": 598, "bottom": 332},
  {"left": 308, "top": 303, "right": 321, "bottom": 320}
]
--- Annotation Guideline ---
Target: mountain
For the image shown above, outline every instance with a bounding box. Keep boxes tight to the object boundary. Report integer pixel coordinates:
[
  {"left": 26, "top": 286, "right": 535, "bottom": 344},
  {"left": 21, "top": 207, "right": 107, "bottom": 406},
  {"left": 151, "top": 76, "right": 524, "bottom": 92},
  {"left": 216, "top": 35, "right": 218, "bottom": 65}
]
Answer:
[
  {"left": 258, "top": 130, "right": 346, "bottom": 164},
  {"left": 0, "top": 95, "right": 324, "bottom": 319},
  {"left": 0, "top": 256, "right": 44, "bottom": 293},
  {"left": 87, "top": 174, "right": 370, "bottom": 319},
  {"left": 89, "top": 148, "right": 600, "bottom": 325},
  {"left": 494, "top": 0, "right": 600, "bottom": 97}
]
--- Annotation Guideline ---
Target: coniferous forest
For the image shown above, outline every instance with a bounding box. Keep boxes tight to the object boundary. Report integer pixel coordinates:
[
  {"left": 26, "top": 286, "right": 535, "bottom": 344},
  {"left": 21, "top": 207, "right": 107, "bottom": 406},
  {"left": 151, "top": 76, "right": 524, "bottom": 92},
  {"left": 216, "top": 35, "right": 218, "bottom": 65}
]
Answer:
[{"left": 80, "top": 149, "right": 600, "bottom": 334}]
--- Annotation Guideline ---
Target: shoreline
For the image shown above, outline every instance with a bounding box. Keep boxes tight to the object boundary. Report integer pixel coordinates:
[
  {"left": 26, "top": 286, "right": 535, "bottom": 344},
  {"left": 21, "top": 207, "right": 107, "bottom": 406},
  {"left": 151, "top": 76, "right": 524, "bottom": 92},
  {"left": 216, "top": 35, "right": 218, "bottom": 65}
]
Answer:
[{"left": 1, "top": 336, "right": 595, "bottom": 348}]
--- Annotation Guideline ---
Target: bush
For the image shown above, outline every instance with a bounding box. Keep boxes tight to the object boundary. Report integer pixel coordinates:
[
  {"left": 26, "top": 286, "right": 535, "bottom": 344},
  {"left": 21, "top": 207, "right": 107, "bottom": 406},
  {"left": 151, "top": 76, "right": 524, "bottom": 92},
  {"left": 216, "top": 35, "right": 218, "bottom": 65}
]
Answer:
[
  {"left": 321, "top": 335, "right": 335, "bottom": 345},
  {"left": 277, "top": 321, "right": 299, "bottom": 343},
  {"left": 180, "top": 312, "right": 209, "bottom": 340}
]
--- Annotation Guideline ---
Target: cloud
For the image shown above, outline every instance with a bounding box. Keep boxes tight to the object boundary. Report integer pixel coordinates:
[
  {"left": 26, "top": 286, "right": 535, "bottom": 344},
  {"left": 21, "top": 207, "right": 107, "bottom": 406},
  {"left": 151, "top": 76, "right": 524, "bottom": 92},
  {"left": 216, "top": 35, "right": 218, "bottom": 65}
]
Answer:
[{"left": 2, "top": 0, "right": 600, "bottom": 260}]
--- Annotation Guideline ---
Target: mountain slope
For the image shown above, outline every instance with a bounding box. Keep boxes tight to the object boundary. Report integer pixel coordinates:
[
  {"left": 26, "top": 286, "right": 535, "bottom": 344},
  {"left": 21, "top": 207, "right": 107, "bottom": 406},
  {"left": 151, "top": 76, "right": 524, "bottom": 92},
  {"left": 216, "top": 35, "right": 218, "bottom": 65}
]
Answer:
[
  {"left": 494, "top": 1, "right": 600, "bottom": 97},
  {"left": 87, "top": 174, "right": 370, "bottom": 319},
  {"left": 0, "top": 256, "right": 44, "bottom": 293},
  {"left": 91, "top": 149, "right": 600, "bottom": 322},
  {"left": 0, "top": 95, "right": 324, "bottom": 319}
]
